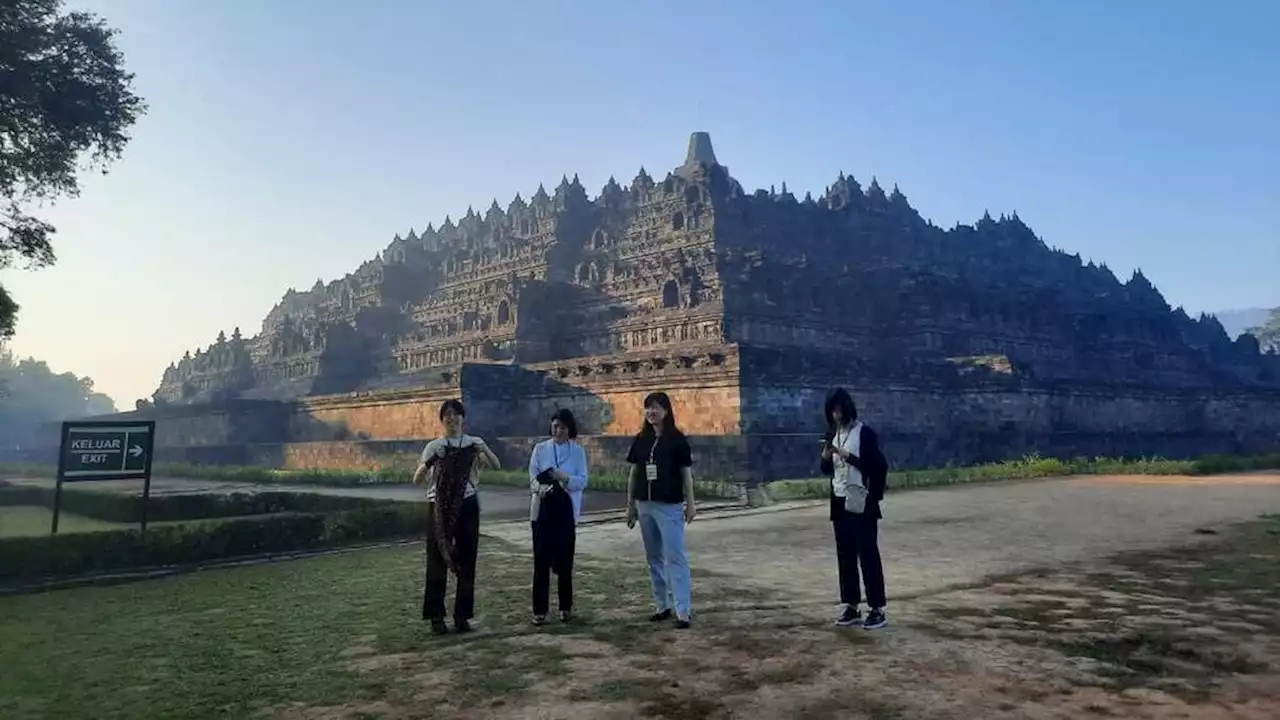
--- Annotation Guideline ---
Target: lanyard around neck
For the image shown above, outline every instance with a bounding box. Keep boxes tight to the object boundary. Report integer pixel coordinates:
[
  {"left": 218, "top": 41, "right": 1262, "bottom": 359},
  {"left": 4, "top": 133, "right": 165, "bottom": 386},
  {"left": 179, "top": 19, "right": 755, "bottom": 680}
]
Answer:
[{"left": 836, "top": 423, "right": 854, "bottom": 449}]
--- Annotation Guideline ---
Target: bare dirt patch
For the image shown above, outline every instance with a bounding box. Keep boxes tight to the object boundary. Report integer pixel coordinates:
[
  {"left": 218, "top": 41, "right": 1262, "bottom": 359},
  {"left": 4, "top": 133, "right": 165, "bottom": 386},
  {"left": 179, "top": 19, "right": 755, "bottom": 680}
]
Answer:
[
  {"left": 453, "top": 476, "right": 1280, "bottom": 719},
  {"left": 904, "top": 514, "right": 1280, "bottom": 718}
]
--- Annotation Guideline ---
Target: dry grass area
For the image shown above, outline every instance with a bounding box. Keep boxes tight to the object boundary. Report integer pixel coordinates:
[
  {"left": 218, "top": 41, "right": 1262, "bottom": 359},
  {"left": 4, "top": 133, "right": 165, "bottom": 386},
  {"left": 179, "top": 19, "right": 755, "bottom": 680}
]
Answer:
[
  {"left": 896, "top": 514, "right": 1280, "bottom": 719},
  {"left": 269, "top": 565, "right": 911, "bottom": 720}
]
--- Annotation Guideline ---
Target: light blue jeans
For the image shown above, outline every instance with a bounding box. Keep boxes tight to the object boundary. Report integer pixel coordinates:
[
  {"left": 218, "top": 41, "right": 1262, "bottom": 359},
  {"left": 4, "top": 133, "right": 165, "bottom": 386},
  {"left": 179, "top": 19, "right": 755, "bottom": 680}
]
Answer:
[{"left": 636, "top": 501, "right": 692, "bottom": 617}]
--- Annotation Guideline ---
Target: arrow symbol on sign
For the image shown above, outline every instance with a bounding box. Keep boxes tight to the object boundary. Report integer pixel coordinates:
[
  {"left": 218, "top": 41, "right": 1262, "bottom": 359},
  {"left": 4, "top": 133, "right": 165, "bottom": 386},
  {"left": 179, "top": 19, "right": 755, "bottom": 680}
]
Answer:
[{"left": 129, "top": 445, "right": 144, "bottom": 458}]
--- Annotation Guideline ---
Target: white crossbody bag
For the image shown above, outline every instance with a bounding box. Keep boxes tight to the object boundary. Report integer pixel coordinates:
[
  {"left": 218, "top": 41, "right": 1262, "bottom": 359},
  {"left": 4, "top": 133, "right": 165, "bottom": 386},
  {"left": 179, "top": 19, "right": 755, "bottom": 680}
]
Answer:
[{"left": 834, "top": 423, "right": 869, "bottom": 515}]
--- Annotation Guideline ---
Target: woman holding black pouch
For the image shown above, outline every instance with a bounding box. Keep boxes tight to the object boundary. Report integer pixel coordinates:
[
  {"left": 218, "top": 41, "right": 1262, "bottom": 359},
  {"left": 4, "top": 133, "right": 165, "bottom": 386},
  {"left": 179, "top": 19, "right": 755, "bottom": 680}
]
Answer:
[{"left": 528, "top": 408, "right": 589, "bottom": 625}]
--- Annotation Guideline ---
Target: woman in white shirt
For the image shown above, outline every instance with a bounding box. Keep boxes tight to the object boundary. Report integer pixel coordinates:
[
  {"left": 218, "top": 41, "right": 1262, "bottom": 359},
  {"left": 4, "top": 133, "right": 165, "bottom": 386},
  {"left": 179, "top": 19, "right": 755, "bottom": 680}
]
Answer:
[
  {"left": 527, "top": 408, "right": 589, "bottom": 625},
  {"left": 413, "top": 399, "right": 500, "bottom": 635}
]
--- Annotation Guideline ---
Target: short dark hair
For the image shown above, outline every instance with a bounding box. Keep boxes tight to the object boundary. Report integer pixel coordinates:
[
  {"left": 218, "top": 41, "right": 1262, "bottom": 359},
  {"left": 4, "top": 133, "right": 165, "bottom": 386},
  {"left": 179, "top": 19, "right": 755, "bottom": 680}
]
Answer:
[
  {"left": 550, "top": 408, "right": 578, "bottom": 439},
  {"left": 823, "top": 388, "right": 857, "bottom": 428},
  {"left": 439, "top": 399, "right": 466, "bottom": 420}
]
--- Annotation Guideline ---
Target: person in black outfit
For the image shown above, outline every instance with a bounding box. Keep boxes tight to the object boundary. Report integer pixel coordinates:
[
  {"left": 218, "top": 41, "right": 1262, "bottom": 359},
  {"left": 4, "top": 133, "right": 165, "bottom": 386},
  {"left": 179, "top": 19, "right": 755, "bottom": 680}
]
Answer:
[
  {"left": 527, "top": 408, "right": 590, "bottom": 625},
  {"left": 820, "top": 387, "right": 890, "bottom": 630}
]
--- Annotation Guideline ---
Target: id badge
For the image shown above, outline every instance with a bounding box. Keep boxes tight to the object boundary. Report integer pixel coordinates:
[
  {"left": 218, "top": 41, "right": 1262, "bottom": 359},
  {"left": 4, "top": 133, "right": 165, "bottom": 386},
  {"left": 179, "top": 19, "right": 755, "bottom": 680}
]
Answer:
[{"left": 645, "top": 463, "right": 658, "bottom": 481}]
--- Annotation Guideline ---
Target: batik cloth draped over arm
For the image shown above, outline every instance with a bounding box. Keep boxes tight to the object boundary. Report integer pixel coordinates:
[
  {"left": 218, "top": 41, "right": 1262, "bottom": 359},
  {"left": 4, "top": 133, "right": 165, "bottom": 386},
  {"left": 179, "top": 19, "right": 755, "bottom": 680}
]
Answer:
[{"left": 432, "top": 444, "right": 478, "bottom": 573}]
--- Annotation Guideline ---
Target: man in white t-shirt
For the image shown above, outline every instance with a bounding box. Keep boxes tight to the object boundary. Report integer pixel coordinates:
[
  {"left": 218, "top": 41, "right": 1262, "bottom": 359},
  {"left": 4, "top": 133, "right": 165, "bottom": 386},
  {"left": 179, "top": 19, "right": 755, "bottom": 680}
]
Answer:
[{"left": 413, "top": 399, "right": 500, "bottom": 635}]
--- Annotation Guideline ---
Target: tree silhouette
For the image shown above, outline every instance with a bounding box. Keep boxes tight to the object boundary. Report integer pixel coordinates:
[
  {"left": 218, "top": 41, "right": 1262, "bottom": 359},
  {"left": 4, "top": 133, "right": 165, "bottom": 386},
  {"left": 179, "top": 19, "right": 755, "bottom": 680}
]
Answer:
[
  {"left": 1246, "top": 308, "right": 1280, "bottom": 353},
  {"left": 0, "top": 345, "right": 117, "bottom": 450},
  {"left": 1, "top": 0, "right": 146, "bottom": 336}
]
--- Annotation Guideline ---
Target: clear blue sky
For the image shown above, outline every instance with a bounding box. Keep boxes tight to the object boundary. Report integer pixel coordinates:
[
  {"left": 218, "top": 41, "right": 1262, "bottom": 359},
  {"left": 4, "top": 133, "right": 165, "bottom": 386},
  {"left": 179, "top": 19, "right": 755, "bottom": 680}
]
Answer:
[{"left": 2, "top": 0, "right": 1277, "bottom": 407}]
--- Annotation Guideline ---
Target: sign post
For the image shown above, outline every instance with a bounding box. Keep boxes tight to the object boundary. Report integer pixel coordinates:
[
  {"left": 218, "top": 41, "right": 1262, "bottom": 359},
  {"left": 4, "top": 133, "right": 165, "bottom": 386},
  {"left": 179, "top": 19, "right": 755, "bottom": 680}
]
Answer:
[{"left": 52, "top": 420, "right": 156, "bottom": 535}]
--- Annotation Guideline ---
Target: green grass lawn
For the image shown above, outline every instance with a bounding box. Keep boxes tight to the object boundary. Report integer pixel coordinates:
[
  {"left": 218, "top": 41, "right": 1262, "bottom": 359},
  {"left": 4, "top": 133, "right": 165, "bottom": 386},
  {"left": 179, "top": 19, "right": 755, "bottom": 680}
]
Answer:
[
  {"left": 0, "top": 506, "right": 122, "bottom": 537},
  {"left": 0, "top": 531, "right": 838, "bottom": 720},
  {"left": 0, "top": 538, "right": 654, "bottom": 720}
]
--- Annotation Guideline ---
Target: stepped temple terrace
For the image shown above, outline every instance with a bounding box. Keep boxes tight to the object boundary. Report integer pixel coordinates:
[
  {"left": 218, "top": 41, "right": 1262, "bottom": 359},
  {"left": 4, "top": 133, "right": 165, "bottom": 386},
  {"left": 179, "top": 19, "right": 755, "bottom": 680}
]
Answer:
[{"left": 76, "top": 133, "right": 1280, "bottom": 480}]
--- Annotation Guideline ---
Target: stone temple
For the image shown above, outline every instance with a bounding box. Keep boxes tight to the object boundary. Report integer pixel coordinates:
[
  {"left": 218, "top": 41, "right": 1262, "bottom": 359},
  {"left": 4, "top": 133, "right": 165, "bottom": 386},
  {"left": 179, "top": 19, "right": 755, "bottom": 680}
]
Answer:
[{"left": 123, "top": 133, "right": 1278, "bottom": 480}]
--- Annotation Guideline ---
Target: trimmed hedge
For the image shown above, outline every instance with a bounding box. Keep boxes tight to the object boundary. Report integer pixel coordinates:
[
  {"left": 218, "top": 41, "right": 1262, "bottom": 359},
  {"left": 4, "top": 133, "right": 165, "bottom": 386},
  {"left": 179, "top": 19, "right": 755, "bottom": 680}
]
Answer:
[
  {"left": 6, "top": 451, "right": 1278, "bottom": 503},
  {"left": 0, "top": 461, "right": 746, "bottom": 499},
  {"left": 766, "top": 452, "right": 1280, "bottom": 501},
  {"left": 0, "top": 486, "right": 421, "bottom": 524},
  {"left": 480, "top": 469, "right": 744, "bottom": 501},
  {"left": 0, "top": 503, "right": 426, "bottom": 584}
]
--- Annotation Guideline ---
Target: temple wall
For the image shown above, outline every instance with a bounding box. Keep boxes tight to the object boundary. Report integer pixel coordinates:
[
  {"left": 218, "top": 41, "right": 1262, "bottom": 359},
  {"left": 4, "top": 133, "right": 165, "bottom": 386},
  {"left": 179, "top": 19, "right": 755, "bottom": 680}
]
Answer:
[
  {"left": 228, "top": 435, "right": 749, "bottom": 482},
  {"left": 459, "top": 349, "right": 740, "bottom": 438},
  {"left": 37, "top": 347, "right": 1280, "bottom": 484},
  {"left": 40, "top": 400, "right": 292, "bottom": 449},
  {"left": 289, "top": 386, "right": 460, "bottom": 441},
  {"left": 730, "top": 346, "right": 1280, "bottom": 479}
]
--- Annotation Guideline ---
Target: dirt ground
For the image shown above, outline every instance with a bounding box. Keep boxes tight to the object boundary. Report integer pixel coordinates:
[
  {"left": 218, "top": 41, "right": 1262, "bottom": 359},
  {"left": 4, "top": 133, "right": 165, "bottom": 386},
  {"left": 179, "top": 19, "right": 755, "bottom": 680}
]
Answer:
[{"left": 462, "top": 473, "right": 1280, "bottom": 719}]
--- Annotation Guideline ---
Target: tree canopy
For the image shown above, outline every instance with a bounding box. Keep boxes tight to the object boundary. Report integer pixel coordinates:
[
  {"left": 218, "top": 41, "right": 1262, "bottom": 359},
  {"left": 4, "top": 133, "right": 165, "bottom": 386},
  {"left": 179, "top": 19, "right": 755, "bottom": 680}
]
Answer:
[
  {"left": 1, "top": 0, "right": 145, "bottom": 337},
  {"left": 1246, "top": 308, "right": 1280, "bottom": 354},
  {"left": 0, "top": 344, "right": 116, "bottom": 451}
]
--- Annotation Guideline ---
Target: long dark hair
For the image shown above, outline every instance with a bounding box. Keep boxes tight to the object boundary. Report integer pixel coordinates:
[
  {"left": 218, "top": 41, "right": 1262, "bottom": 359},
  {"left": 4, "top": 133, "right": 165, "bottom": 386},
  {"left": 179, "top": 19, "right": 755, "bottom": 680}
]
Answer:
[
  {"left": 550, "top": 407, "right": 578, "bottom": 439},
  {"left": 823, "top": 388, "right": 858, "bottom": 429},
  {"left": 637, "top": 391, "right": 679, "bottom": 440}
]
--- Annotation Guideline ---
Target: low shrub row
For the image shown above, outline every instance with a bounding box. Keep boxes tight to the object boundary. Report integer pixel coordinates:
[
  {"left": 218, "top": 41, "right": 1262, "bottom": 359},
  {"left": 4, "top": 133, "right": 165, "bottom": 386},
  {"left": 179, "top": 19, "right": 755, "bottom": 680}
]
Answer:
[
  {"left": 0, "top": 461, "right": 746, "bottom": 499},
  {"left": 0, "top": 503, "right": 426, "bottom": 584},
  {"left": 0, "top": 461, "right": 410, "bottom": 487},
  {"left": 765, "top": 452, "right": 1280, "bottom": 501},
  {"left": 5, "top": 451, "right": 1277, "bottom": 505},
  {"left": 0, "top": 485, "right": 419, "bottom": 524},
  {"left": 479, "top": 469, "right": 744, "bottom": 500}
]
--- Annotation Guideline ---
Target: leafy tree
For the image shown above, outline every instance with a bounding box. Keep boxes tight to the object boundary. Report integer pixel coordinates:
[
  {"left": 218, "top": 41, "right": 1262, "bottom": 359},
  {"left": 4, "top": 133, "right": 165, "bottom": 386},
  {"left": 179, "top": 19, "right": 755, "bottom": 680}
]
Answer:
[
  {"left": 1, "top": 0, "right": 145, "bottom": 337},
  {"left": 0, "top": 344, "right": 117, "bottom": 451},
  {"left": 1246, "top": 307, "right": 1280, "bottom": 354}
]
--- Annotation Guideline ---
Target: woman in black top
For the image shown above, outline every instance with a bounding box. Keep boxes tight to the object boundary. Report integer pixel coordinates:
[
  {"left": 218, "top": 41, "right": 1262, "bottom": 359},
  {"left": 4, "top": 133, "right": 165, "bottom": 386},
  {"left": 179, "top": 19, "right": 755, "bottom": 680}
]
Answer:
[
  {"left": 820, "top": 387, "right": 889, "bottom": 630},
  {"left": 624, "top": 391, "right": 697, "bottom": 629}
]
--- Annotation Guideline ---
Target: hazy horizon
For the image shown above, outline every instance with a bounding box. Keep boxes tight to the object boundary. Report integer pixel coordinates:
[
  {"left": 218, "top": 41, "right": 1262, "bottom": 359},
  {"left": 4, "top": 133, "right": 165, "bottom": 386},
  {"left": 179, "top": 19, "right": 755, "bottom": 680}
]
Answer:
[{"left": 2, "top": 0, "right": 1277, "bottom": 408}]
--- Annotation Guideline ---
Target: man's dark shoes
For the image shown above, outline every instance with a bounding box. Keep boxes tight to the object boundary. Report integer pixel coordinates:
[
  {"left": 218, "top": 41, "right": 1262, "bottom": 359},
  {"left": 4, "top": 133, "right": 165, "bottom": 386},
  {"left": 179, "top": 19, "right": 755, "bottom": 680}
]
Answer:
[
  {"left": 835, "top": 605, "right": 861, "bottom": 627},
  {"left": 863, "top": 608, "right": 887, "bottom": 630}
]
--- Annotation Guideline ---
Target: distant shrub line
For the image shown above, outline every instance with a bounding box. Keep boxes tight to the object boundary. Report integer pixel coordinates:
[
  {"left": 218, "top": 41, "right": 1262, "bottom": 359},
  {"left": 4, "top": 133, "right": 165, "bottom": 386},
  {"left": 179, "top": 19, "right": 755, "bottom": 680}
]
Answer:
[
  {"left": 1, "top": 452, "right": 1277, "bottom": 506},
  {"left": 0, "top": 462, "right": 746, "bottom": 500},
  {"left": 765, "top": 452, "right": 1280, "bottom": 501}
]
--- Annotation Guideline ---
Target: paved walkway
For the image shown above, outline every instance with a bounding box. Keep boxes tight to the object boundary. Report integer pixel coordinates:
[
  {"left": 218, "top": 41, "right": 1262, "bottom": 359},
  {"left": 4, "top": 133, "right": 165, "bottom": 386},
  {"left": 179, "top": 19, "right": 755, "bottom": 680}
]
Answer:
[{"left": 482, "top": 472, "right": 1280, "bottom": 609}]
